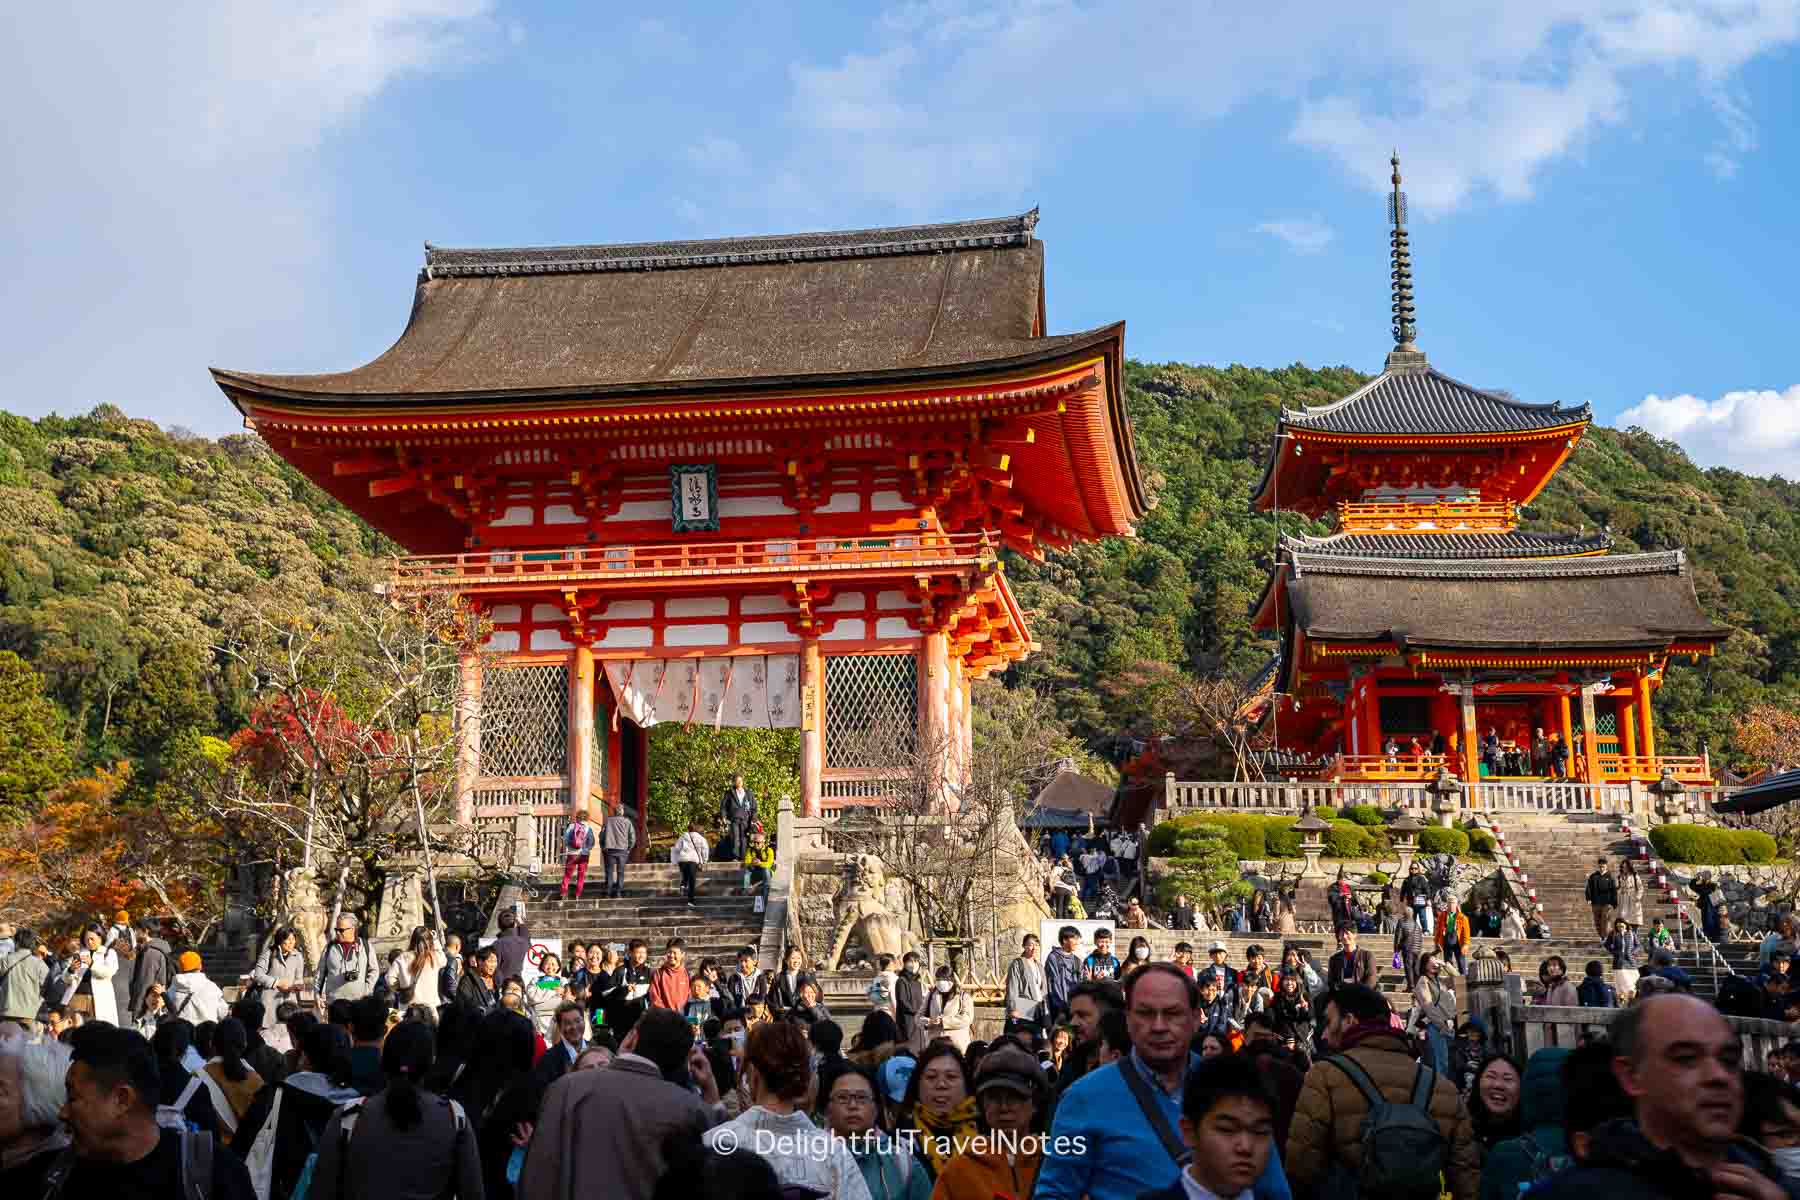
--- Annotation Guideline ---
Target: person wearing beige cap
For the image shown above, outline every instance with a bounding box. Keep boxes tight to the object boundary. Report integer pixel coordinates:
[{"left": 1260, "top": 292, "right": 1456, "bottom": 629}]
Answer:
[
  {"left": 930, "top": 1040, "right": 1048, "bottom": 1200},
  {"left": 166, "top": 949, "right": 229, "bottom": 1023}
]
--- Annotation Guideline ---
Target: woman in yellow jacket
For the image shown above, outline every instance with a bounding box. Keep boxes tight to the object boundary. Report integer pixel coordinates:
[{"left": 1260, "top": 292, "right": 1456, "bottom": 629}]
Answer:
[
  {"left": 930, "top": 1042, "right": 1046, "bottom": 1200},
  {"left": 743, "top": 832, "right": 776, "bottom": 913}
]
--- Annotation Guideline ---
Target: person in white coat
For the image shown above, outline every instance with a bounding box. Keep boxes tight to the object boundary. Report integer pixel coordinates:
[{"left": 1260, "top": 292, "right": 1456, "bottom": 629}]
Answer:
[
  {"left": 78, "top": 928, "right": 121, "bottom": 1027},
  {"left": 167, "top": 949, "right": 230, "bottom": 1023},
  {"left": 385, "top": 926, "right": 443, "bottom": 1010},
  {"left": 920, "top": 965, "right": 974, "bottom": 1052},
  {"left": 672, "top": 821, "right": 710, "bottom": 906}
]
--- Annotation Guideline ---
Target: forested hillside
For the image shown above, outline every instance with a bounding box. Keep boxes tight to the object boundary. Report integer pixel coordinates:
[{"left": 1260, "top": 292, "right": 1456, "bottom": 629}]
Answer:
[{"left": 1, "top": 367, "right": 1797, "bottom": 814}]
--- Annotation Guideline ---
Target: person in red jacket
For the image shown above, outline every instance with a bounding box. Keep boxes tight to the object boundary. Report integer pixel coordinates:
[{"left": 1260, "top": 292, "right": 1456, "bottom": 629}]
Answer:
[{"left": 648, "top": 937, "right": 692, "bottom": 1011}]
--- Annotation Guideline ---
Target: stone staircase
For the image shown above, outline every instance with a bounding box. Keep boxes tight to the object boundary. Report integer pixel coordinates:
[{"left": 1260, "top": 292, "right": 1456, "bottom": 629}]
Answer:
[
  {"left": 521, "top": 862, "right": 765, "bottom": 967},
  {"left": 1489, "top": 816, "right": 1634, "bottom": 944}
]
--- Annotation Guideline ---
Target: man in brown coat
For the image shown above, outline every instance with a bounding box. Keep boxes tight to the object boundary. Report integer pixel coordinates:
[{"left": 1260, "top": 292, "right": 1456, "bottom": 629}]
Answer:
[
  {"left": 518, "top": 1007, "right": 722, "bottom": 1200},
  {"left": 1284, "top": 983, "right": 1480, "bottom": 1200}
]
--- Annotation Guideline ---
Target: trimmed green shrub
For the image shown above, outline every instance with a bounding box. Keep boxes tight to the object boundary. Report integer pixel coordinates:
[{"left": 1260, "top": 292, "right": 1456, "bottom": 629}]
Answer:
[
  {"left": 1366, "top": 870, "right": 1391, "bottom": 884},
  {"left": 1148, "top": 812, "right": 1270, "bottom": 860},
  {"left": 1418, "top": 826, "right": 1471, "bottom": 856},
  {"left": 1466, "top": 829, "right": 1497, "bottom": 857},
  {"left": 1263, "top": 817, "right": 1302, "bottom": 858},
  {"left": 1311, "top": 805, "right": 1338, "bottom": 820},
  {"left": 1650, "top": 823, "right": 1778, "bottom": 865},
  {"left": 1741, "top": 830, "right": 1779, "bottom": 863},
  {"left": 1341, "top": 804, "right": 1386, "bottom": 828},
  {"left": 1324, "top": 819, "right": 1377, "bottom": 858}
]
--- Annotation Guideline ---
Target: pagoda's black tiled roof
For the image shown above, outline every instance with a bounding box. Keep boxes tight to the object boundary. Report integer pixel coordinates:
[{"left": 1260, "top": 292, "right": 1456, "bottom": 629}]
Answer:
[
  {"left": 1279, "top": 549, "right": 1732, "bottom": 650},
  {"left": 1283, "top": 530, "right": 1613, "bottom": 559},
  {"left": 1281, "top": 361, "right": 1589, "bottom": 436}
]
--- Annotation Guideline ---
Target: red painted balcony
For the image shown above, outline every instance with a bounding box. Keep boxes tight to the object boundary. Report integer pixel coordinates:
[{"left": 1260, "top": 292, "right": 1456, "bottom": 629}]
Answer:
[{"left": 388, "top": 531, "right": 998, "bottom": 596}]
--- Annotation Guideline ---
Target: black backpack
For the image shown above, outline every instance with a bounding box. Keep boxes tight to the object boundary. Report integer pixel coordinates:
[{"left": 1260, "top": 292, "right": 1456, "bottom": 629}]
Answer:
[
  {"left": 1717, "top": 973, "right": 1763, "bottom": 1018},
  {"left": 1325, "top": 1055, "right": 1449, "bottom": 1200}
]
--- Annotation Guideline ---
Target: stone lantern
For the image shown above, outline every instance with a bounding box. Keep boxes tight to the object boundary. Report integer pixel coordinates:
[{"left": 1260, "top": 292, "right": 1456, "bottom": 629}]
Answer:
[
  {"left": 1648, "top": 768, "right": 1687, "bottom": 823},
  {"left": 1427, "top": 767, "right": 1463, "bottom": 829},
  {"left": 1293, "top": 811, "right": 1331, "bottom": 879},
  {"left": 1388, "top": 810, "right": 1425, "bottom": 878}
]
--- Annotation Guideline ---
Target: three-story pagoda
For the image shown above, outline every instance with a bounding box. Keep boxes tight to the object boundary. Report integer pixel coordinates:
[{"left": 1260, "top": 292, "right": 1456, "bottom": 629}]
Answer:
[{"left": 1247, "top": 157, "right": 1728, "bottom": 789}]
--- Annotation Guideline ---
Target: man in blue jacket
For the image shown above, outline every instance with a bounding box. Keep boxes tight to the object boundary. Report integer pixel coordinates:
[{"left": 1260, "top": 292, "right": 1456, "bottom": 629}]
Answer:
[{"left": 1036, "top": 962, "right": 1292, "bottom": 1200}]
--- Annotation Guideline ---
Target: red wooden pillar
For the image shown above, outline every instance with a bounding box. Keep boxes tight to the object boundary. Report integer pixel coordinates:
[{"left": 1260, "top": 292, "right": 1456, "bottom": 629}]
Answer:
[
  {"left": 1362, "top": 674, "right": 1383, "bottom": 755},
  {"left": 568, "top": 645, "right": 596, "bottom": 815},
  {"left": 633, "top": 724, "right": 650, "bottom": 862},
  {"left": 799, "top": 639, "right": 823, "bottom": 817},
  {"left": 1430, "top": 689, "right": 1457, "bottom": 760}
]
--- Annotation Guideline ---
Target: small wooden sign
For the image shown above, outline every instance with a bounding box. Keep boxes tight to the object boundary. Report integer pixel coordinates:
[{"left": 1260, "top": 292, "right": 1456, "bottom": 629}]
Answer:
[{"left": 669, "top": 463, "right": 719, "bottom": 532}]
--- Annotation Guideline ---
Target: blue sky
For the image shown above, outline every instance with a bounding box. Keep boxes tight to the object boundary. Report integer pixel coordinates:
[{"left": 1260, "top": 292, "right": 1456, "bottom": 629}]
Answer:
[{"left": 5, "top": 2, "right": 1798, "bottom": 473}]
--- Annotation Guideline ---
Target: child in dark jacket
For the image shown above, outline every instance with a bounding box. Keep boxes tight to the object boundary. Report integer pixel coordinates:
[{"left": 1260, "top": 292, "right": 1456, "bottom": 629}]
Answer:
[{"left": 1577, "top": 960, "right": 1617, "bottom": 1008}]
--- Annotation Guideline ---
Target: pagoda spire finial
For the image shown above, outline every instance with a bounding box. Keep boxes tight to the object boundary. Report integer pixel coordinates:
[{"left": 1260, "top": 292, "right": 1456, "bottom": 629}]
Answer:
[{"left": 1386, "top": 150, "right": 1424, "bottom": 370}]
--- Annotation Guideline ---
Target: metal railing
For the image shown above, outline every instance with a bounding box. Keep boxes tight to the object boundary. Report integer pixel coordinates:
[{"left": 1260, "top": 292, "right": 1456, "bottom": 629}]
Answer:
[{"left": 390, "top": 531, "right": 996, "bottom": 592}]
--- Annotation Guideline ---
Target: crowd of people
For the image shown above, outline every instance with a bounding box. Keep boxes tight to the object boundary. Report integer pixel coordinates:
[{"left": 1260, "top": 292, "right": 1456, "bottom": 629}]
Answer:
[
  {"left": 7, "top": 901, "right": 1800, "bottom": 1200},
  {"left": 1038, "top": 827, "right": 1145, "bottom": 918}
]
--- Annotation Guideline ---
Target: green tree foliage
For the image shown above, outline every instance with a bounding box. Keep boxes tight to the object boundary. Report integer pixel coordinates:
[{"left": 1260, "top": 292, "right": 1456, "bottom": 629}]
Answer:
[
  {"left": 0, "top": 651, "right": 73, "bottom": 816},
  {"left": 645, "top": 726, "right": 800, "bottom": 842},
  {"left": 0, "top": 406, "right": 388, "bottom": 809},
  {"left": 1154, "top": 823, "right": 1251, "bottom": 917}
]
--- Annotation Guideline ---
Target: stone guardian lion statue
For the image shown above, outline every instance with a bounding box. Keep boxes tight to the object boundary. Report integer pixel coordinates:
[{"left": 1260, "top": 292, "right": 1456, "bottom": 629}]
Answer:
[{"left": 827, "top": 853, "right": 916, "bottom": 970}]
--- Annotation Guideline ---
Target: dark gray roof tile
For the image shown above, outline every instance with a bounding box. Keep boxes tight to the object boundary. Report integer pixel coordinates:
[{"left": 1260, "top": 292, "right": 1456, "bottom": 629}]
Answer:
[
  {"left": 423, "top": 211, "right": 1039, "bottom": 278},
  {"left": 1282, "top": 363, "right": 1589, "bottom": 435},
  {"left": 1283, "top": 530, "right": 1613, "bottom": 559}
]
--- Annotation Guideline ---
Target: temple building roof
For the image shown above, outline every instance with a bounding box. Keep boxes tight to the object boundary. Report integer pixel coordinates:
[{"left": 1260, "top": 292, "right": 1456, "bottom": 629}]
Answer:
[
  {"left": 1278, "top": 361, "right": 1591, "bottom": 437},
  {"left": 212, "top": 211, "right": 1119, "bottom": 401},
  {"left": 1260, "top": 550, "right": 1731, "bottom": 651},
  {"left": 1281, "top": 529, "right": 1613, "bottom": 559}
]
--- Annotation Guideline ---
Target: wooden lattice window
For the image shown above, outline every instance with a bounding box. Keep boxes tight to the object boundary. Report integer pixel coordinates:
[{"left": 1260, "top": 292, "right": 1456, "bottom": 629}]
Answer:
[
  {"left": 824, "top": 653, "right": 917, "bottom": 770},
  {"left": 481, "top": 664, "right": 569, "bottom": 777}
]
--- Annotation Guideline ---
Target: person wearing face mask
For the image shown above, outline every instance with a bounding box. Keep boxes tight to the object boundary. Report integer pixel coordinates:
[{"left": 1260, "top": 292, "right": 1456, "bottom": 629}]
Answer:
[
  {"left": 1123, "top": 937, "right": 1153, "bottom": 978},
  {"left": 894, "top": 952, "right": 925, "bottom": 1049},
  {"left": 923, "top": 967, "right": 974, "bottom": 1052},
  {"left": 1740, "top": 1072, "right": 1800, "bottom": 1189}
]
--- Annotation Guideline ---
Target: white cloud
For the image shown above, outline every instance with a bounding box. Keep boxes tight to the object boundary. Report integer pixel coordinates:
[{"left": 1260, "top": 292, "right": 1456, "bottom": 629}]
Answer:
[
  {"left": 701, "top": 2, "right": 1800, "bottom": 218},
  {"left": 1254, "top": 218, "right": 1335, "bottom": 254},
  {"left": 1618, "top": 385, "right": 1800, "bottom": 475},
  {"left": 0, "top": 3, "right": 494, "bottom": 431}
]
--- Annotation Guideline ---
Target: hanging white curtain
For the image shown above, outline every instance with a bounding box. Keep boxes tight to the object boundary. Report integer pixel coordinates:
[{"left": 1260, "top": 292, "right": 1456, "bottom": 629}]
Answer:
[{"left": 603, "top": 654, "right": 801, "bottom": 729}]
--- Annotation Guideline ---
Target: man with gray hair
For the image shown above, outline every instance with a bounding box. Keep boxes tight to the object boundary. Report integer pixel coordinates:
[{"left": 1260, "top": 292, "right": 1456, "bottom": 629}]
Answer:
[
  {"left": 314, "top": 913, "right": 375, "bottom": 1004},
  {"left": 0, "top": 1037, "right": 73, "bottom": 1193}
]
